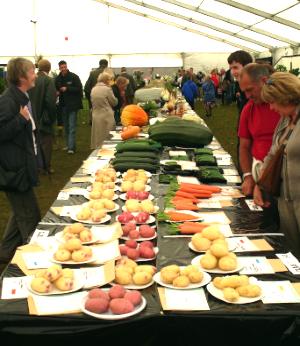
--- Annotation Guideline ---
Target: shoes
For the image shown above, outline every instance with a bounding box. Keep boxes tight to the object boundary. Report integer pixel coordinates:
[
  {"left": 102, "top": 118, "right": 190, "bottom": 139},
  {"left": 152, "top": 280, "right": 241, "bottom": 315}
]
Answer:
[
  {"left": 67, "top": 150, "right": 75, "bottom": 154},
  {"left": 62, "top": 147, "right": 68, "bottom": 151},
  {"left": 48, "top": 168, "right": 55, "bottom": 174}
]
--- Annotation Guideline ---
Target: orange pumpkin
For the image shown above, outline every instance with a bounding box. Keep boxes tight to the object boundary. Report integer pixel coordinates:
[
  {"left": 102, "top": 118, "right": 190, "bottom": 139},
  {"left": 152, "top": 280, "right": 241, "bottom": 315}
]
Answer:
[
  {"left": 121, "top": 105, "right": 148, "bottom": 127},
  {"left": 121, "top": 126, "right": 141, "bottom": 140}
]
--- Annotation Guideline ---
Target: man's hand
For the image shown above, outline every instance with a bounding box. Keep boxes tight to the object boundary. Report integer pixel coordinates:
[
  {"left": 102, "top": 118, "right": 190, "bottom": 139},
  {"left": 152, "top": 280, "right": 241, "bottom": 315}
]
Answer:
[
  {"left": 60, "top": 86, "right": 67, "bottom": 92},
  {"left": 20, "top": 106, "right": 30, "bottom": 120},
  {"left": 241, "top": 175, "right": 255, "bottom": 196},
  {"left": 253, "top": 184, "right": 271, "bottom": 208}
]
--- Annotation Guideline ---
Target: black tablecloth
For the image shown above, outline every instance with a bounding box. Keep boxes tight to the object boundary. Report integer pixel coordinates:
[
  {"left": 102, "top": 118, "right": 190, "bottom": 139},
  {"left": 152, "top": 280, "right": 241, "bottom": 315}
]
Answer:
[{"left": 0, "top": 147, "right": 299, "bottom": 346}]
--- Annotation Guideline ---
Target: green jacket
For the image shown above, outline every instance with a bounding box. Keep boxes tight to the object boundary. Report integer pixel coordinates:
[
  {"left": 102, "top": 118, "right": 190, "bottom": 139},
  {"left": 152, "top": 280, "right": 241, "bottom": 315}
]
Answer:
[{"left": 29, "top": 72, "right": 57, "bottom": 135}]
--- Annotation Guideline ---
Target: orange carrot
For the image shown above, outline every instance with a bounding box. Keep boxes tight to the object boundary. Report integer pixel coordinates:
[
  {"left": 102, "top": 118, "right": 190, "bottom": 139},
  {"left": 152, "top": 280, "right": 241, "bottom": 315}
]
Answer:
[
  {"left": 179, "top": 187, "right": 212, "bottom": 198},
  {"left": 175, "top": 190, "right": 199, "bottom": 202},
  {"left": 180, "top": 183, "right": 221, "bottom": 193},
  {"left": 178, "top": 222, "right": 207, "bottom": 234},
  {"left": 172, "top": 202, "right": 199, "bottom": 211},
  {"left": 165, "top": 211, "right": 200, "bottom": 221}
]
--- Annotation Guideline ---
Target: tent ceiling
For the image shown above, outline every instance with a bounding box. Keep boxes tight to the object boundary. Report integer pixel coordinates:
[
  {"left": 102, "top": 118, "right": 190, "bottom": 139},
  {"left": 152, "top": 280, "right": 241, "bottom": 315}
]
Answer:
[{"left": 100, "top": 0, "right": 299, "bottom": 50}]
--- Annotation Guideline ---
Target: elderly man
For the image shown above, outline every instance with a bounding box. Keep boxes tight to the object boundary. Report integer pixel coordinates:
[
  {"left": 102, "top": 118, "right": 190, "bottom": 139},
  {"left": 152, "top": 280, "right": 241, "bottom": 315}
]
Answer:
[
  {"left": 238, "top": 63, "right": 280, "bottom": 196},
  {"left": 0, "top": 58, "right": 41, "bottom": 263}
]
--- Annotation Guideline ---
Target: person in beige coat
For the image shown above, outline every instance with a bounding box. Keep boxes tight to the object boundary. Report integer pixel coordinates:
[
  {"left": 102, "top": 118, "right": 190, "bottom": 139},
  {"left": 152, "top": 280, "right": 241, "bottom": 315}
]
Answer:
[{"left": 91, "top": 72, "right": 118, "bottom": 149}]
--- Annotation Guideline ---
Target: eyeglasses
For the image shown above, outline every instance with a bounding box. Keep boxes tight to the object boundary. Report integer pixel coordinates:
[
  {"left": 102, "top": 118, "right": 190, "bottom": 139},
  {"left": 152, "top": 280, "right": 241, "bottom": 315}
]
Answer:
[{"left": 265, "top": 78, "right": 273, "bottom": 85}]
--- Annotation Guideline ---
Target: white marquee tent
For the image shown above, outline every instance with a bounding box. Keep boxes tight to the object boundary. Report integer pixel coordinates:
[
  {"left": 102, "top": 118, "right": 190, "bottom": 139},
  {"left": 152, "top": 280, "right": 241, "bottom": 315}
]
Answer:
[{"left": 1, "top": 0, "right": 299, "bottom": 82}]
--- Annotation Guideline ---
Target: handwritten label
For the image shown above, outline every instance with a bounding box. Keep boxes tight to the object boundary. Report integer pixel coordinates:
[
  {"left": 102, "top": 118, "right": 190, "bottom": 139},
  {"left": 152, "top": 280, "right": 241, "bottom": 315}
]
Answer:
[
  {"left": 276, "top": 252, "right": 300, "bottom": 275},
  {"left": 239, "top": 256, "right": 275, "bottom": 275},
  {"left": 164, "top": 288, "right": 210, "bottom": 310},
  {"left": 245, "top": 199, "right": 263, "bottom": 211}
]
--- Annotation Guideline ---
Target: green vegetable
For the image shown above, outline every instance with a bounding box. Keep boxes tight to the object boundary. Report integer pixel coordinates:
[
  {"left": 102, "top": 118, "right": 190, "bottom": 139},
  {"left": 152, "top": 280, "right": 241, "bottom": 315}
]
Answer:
[
  {"left": 195, "top": 154, "right": 217, "bottom": 166},
  {"left": 116, "top": 139, "right": 162, "bottom": 153},
  {"left": 194, "top": 148, "right": 213, "bottom": 155},
  {"left": 198, "top": 168, "right": 227, "bottom": 183},
  {"left": 112, "top": 162, "right": 159, "bottom": 172},
  {"left": 115, "top": 151, "right": 158, "bottom": 159},
  {"left": 148, "top": 116, "right": 213, "bottom": 148},
  {"left": 112, "top": 157, "right": 158, "bottom": 165}
]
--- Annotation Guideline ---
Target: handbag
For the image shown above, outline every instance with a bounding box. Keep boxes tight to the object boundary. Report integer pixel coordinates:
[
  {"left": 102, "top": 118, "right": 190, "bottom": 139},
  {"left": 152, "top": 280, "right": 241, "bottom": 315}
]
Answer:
[{"left": 258, "top": 127, "right": 294, "bottom": 197}]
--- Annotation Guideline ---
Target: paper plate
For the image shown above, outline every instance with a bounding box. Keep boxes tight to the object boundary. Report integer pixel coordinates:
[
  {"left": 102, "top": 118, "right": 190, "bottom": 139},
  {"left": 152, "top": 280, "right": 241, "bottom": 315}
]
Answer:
[
  {"left": 117, "top": 185, "right": 151, "bottom": 193},
  {"left": 83, "top": 190, "right": 119, "bottom": 201},
  {"left": 121, "top": 231, "right": 157, "bottom": 242},
  {"left": 121, "top": 171, "right": 152, "bottom": 178},
  {"left": 27, "top": 270, "right": 84, "bottom": 296},
  {"left": 191, "top": 255, "right": 244, "bottom": 274},
  {"left": 55, "top": 230, "right": 99, "bottom": 245},
  {"left": 206, "top": 280, "right": 262, "bottom": 304},
  {"left": 81, "top": 292, "right": 146, "bottom": 320},
  {"left": 110, "top": 279, "right": 154, "bottom": 290},
  {"left": 117, "top": 213, "right": 156, "bottom": 225},
  {"left": 153, "top": 269, "right": 211, "bottom": 290},
  {"left": 119, "top": 193, "right": 154, "bottom": 201},
  {"left": 188, "top": 240, "right": 236, "bottom": 253},
  {"left": 119, "top": 247, "right": 159, "bottom": 262},
  {"left": 69, "top": 210, "right": 111, "bottom": 225},
  {"left": 122, "top": 205, "right": 159, "bottom": 214},
  {"left": 50, "top": 252, "right": 97, "bottom": 265}
]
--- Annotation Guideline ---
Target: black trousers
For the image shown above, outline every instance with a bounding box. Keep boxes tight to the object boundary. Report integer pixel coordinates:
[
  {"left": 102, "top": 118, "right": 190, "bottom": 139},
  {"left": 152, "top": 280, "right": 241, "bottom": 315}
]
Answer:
[{"left": 0, "top": 188, "right": 41, "bottom": 262}]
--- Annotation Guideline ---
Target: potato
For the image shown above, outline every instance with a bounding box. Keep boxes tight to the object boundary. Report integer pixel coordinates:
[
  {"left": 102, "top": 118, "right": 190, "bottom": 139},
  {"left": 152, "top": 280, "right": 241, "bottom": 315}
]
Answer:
[
  {"left": 54, "top": 276, "right": 74, "bottom": 291},
  {"left": 115, "top": 269, "right": 132, "bottom": 285},
  {"left": 71, "top": 249, "right": 89, "bottom": 262},
  {"left": 201, "top": 225, "right": 223, "bottom": 241},
  {"left": 109, "top": 285, "right": 126, "bottom": 299},
  {"left": 180, "top": 265, "right": 199, "bottom": 276},
  {"left": 160, "top": 270, "right": 179, "bottom": 284},
  {"left": 188, "top": 271, "right": 203, "bottom": 283},
  {"left": 221, "top": 275, "right": 249, "bottom": 289},
  {"left": 79, "top": 229, "right": 92, "bottom": 242},
  {"left": 200, "top": 253, "right": 218, "bottom": 269},
  {"left": 69, "top": 223, "right": 84, "bottom": 234},
  {"left": 61, "top": 268, "right": 73, "bottom": 279},
  {"left": 54, "top": 249, "right": 71, "bottom": 262},
  {"left": 110, "top": 298, "right": 134, "bottom": 314},
  {"left": 192, "top": 236, "right": 211, "bottom": 251},
  {"left": 161, "top": 265, "right": 180, "bottom": 274},
  {"left": 133, "top": 181, "right": 145, "bottom": 192},
  {"left": 65, "top": 238, "right": 82, "bottom": 251},
  {"left": 121, "top": 181, "right": 133, "bottom": 192},
  {"left": 236, "top": 285, "right": 261, "bottom": 298},
  {"left": 223, "top": 287, "right": 239, "bottom": 302},
  {"left": 43, "top": 264, "right": 62, "bottom": 282},
  {"left": 124, "top": 290, "right": 142, "bottom": 306},
  {"left": 117, "top": 258, "right": 137, "bottom": 269},
  {"left": 134, "top": 265, "right": 156, "bottom": 276},
  {"left": 210, "top": 243, "right": 229, "bottom": 258},
  {"left": 132, "top": 271, "right": 152, "bottom": 285},
  {"left": 213, "top": 276, "right": 224, "bottom": 289},
  {"left": 85, "top": 298, "right": 109, "bottom": 313},
  {"left": 31, "top": 277, "right": 52, "bottom": 293},
  {"left": 218, "top": 255, "right": 237, "bottom": 271},
  {"left": 173, "top": 275, "right": 190, "bottom": 287}
]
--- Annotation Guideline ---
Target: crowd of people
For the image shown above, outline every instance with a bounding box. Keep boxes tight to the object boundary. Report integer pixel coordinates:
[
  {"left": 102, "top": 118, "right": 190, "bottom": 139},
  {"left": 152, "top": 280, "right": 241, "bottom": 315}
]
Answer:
[{"left": 0, "top": 52, "right": 299, "bottom": 264}]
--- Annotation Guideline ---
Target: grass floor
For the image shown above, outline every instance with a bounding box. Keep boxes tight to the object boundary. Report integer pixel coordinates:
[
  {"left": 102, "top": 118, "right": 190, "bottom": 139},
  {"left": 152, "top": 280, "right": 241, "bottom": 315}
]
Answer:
[{"left": 0, "top": 99, "right": 239, "bottom": 243}]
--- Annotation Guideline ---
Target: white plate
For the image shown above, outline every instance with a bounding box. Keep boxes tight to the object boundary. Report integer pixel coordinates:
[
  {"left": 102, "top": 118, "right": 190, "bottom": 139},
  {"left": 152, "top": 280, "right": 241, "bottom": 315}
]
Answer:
[
  {"left": 121, "top": 171, "right": 152, "bottom": 178},
  {"left": 81, "top": 291, "right": 147, "bottom": 320},
  {"left": 119, "top": 247, "right": 159, "bottom": 262},
  {"left": 191, "top": 255, "right": 244, "bottom": 274},
  {"left": 27, "top": 270, "right": 84, "bottom": 296},
  {"left": 119, "top": 193, "right": 154, "bottom": 201},
  {"left": 54, "top": 230, "right": 99, "bottom": 245},
  {"left": 117, "top": 213, "right": 156, "bottom": 225},
  {"left": 121, "top": 231, "right": 157, "bottom": 242},
  {"left": 153, "top": 269, "right": 211, "bottom": 290},
  {"left": 70, "top": 210, "right": 111, "bottom": 225},
  {"left": 110, "top": 279, "right": 154, "bottom": 290},
  {"left": 206, "top": 281, "right": 262, "bottom": 304},
  {"left": 50, "top": 252, "right": 97, "bottom": 265},
  {"left": 163, "top": 210, "right": 203, "bottom": 223},
  {"left": 83, "top": 190, "right": 119, "bottom": 201},
  {"left": 117, "top": 185, "right": 151, "bottom": 193},
  {"left": 188, "top": 240, "right": 236, "bottom": 253},
  {"left": 122, "top": 205, "right": 159, "bottom": 214}
]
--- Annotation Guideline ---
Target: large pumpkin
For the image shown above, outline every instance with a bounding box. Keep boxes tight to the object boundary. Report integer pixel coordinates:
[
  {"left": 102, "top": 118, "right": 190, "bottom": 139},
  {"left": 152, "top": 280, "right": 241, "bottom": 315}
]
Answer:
[{"left": 121, "top": 105, "right": 148, "bottom": 127}]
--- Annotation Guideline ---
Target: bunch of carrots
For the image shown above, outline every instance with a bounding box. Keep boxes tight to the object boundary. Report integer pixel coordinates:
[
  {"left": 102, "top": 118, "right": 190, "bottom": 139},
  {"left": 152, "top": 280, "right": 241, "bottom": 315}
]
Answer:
[{"left": 170, "top": 183, "right": 221, "bottom": 211}]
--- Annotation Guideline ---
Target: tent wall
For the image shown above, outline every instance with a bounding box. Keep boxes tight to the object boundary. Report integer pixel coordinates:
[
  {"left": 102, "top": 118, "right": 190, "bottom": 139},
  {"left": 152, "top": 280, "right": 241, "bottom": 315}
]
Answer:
[{"left": 183, "top": 52, "right": 231, "bottom": 74}]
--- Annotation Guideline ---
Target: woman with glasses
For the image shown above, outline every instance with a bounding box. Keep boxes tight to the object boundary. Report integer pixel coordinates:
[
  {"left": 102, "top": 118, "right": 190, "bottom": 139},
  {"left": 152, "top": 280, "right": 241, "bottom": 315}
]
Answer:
[{"left": 254, "top": 72, "right": 300, "bottom": 256}]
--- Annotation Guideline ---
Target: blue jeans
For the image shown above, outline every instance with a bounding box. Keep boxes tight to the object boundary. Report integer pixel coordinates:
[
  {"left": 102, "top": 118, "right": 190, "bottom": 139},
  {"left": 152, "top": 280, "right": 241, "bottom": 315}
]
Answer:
[{"left": 62, "top": 108, "right": 77, "bottom": 151}]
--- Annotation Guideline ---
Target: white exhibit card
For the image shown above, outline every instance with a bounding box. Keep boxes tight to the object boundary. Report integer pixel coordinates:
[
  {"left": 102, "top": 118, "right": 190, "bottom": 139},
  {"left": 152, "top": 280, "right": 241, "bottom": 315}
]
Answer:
[
  {"left": 57, "top": 191, "right": 69, "bottom": 201},
  {"left": 91, "top": 224, "right": 121, "bottom": 243},
  {"left": 34, "top": 236, "right": 59, "bottom": 253},
  {"left": 260, "top": 281, "right": 300, "bottom": 304},
  {"left": 197, "top": 200, "right": 222, "bottom": 209},
  {"left": 198, "top": 211, "right": 231, "bottom": 224},
  {"left": 92, "top": 240, "right": 121, "bottom": 264},
  {"left": 29, "top": 229, "right": 50, "bottom": 245},
  {"left": 276, "top": 252, "right": 300, "bottom": 275},
  {"left": 164, "top": 288, "right": 210, "bottom": 311},
  {"left": 239, "top": 256, "right": 275, "bottom": 275},
  {"left": 225, "top": 176, "right": 242, "bottom": 184},
  {"left": 169, "top": 150, "right": 187, "bottom": 156},
  {"left": 177, "top": 176, "right": 200, "bottom": 185},
  {"left": 29, "top": 291, "right": 87, "bottom": 315},
  {"left": 229, "top": 237, "right": 259, "bottom": 252},
  {"left": 60, "top": 206, "right": 76, "bottom": 217},
  {"left": 22, "top": 252, "right": 52, "bottom": 269},
  {"left": 245, "top": 199, "right": 263, "bottom": 211},
  {"left": 223, "top": 168, "right": 240, "bottom": 176},
  {"left": 67, "top": 188, "right": 88, "bottom": 196},
  {"left": 217, "top": 157, "right": 231, "bottom": 166},
  {"left": 1, "top": 276, "right": 31, "bottom": 299}
]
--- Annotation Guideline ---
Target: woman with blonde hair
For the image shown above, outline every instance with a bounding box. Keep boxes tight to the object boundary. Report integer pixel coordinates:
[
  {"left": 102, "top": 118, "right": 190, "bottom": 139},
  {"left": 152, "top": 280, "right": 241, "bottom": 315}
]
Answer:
[
  {"left": 254, "top": 72, "right": 300, "bottom": 256},
  {"left": 90, "top": 72, "right": 118, "bottom": 149}
]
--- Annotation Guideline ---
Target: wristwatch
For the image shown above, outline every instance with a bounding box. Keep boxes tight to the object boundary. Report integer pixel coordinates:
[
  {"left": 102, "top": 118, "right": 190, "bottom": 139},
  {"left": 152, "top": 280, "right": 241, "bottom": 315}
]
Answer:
[{"left": 242, "top": 172, "right": 252, "bottom": 180}]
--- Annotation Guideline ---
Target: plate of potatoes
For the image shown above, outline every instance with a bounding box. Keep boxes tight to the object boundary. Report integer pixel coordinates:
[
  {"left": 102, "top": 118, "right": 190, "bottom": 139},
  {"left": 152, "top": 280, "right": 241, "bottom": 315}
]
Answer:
[
  {"left": 191, "top": 253, "right": 244, "bottom": 274},
  {"left": 207, "top": 275, "right": 262, "bottom": 304},
  {"left": 153, "top": 264, "right": 211, "bottom": 290},
  {"left": 27, "top": 266, "right": 84, "bottom": 295},
  {"left": 51, "top": 242, "right": 97, "bottom": 265}
]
